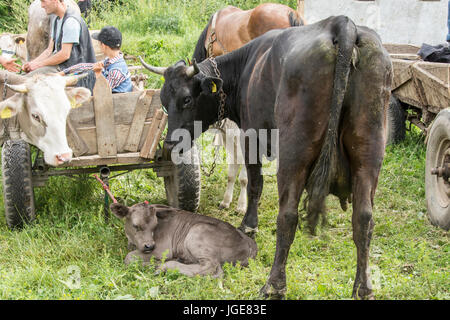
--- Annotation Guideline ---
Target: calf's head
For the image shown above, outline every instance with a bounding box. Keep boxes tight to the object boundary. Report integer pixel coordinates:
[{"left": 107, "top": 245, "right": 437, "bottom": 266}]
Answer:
[
  {"left": 0, "top": 73, "right": 90, "bottom": 166},
  {"left": 140, "top": 57, "right": 223, "bottom": 152},
  {"left": 111, "top": 202, "right": 159, "bottom": 253}
]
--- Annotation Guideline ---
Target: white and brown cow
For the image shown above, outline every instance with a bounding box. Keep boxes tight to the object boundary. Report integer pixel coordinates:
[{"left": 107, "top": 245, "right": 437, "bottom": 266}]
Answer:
[{"left": 0, "top": 71, "right": 90, "bottom": 166}]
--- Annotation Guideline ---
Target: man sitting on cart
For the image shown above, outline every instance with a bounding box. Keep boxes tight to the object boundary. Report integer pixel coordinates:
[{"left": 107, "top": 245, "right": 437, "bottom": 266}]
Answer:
[
  {"left": 22, "top": 0, "right": 96, "bottom": 74},
  {"left": 59, "top": 26, "right": 133, "bottom": 93}
]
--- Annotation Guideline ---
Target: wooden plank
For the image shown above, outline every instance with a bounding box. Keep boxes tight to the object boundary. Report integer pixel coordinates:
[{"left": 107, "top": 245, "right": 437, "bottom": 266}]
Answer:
[
  {"left": 63, "top": 152, "right": 148, "bottom": 167},
  {"left": 66, "top": 118, "right": 89, "bottom": 157},
  {"left": 93, "top": 74, "right": 117, "bottom": 157},
  {"left": 124, "top": 90, "right": 154, "bottom": 152},
  {"left": 148, "top": 113, "right": 167, "bottom": 159},
  {"left": 392, "top": 65, "right": 413, "bottom": 90},
  {"left": 140, "top": 109, "right": 164, "bottom": 159},
  {"left": 383, "top": 43, "right": 420, "bottom": 55},
  {"left": 69, "top": 89, "right": 161, "bottom": 129},
  {"left": 390, "top": 53, "right": 420, "bottom": 60}
]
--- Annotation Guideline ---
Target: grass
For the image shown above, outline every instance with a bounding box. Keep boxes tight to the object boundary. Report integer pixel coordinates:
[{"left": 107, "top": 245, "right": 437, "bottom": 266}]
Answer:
[
  {"left": 0, "top": 128, "right": 448, "bottom": 300},
  {"left": 0, "top": 0, "right": 448, "bottom": 300}
]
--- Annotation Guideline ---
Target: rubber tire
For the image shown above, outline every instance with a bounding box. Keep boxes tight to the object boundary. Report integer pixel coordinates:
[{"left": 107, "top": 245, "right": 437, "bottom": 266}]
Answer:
[
  {"left": 164, "top": 145, "right": 201, "bottom": 212},
  {"left": 386, "top": 95, "right": 406, "bottom": 145},
  {"left": 425, "top": 109, "right": 450, "bottom": 231},
  {"left": 2, "top": 140, "right": 36, "bottom": 229}
]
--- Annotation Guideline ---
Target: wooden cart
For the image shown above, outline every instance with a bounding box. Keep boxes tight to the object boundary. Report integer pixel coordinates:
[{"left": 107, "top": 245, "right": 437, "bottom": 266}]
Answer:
[
  {"left": 1, "top": 74, "right": 201, "bottom": 229},
  {"left": 385, "top": 43, "right": 450, "bottom": 230}
]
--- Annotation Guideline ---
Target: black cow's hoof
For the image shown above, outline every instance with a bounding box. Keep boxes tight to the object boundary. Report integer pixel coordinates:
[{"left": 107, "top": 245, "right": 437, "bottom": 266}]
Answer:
[
  {"left": 352, "top": 285, "right": 375, "bottom": 300},
  {"left": 259, "top": 283, "right": 286, "bottom": 300}
]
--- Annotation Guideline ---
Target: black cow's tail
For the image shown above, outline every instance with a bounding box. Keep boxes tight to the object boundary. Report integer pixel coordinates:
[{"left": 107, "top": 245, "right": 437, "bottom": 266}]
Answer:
[{"left": 304, "top": 16, "right": 358, "bottom": 234}]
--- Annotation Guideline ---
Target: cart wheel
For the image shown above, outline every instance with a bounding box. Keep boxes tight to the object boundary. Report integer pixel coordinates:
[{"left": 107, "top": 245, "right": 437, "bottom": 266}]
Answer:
[
  {"left": 386, "top": 95, "right": 406, "bottom": 145},
  {"left": 425, "top": 109, "right": 450, "bottom": 231},
  {"left": 1, "top": 139, "right": 36, "bottom": 229},
  {"left": 164, "top": 145, "right": 201, "bottom": 212}
]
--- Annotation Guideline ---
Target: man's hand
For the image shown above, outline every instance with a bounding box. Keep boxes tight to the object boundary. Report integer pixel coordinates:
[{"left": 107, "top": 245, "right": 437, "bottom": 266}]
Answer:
[
  {"left": 1, "top": 57, "right": 21, "bottom": 73},
  {"left": 22, "top": 60, "right": 42, "bottom": 73}
]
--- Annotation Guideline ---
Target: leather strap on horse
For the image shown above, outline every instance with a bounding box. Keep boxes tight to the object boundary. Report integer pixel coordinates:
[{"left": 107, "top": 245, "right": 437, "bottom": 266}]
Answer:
[{"left": 207, "top": 11, "right": 228, "bottom": 58}]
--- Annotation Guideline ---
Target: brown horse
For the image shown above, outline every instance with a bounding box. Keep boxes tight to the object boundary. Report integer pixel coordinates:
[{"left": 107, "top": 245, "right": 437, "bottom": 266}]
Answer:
[{"left": 193, "top": 3, "right": 305, "bottom": 61}]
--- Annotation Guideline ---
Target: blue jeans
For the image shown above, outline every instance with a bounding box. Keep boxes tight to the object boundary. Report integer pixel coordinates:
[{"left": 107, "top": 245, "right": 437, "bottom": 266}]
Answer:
[{"left": 447, "top": 1, "right": 450, "bottom": 41}]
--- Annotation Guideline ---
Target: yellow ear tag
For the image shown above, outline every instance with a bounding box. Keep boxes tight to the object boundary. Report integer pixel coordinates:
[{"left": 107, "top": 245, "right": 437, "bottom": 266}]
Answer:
[
  {"left": 70, "top": 98, "right": 81, "bottom": 109},
  {"left": 19, "top": 40, "right": 24, "bottom": 45},
  {"left": 1, "top": 107, "right": 13, "bottom": 119},
  {"left": 211, "top": 81, "right": 217, "bottom": 93}
]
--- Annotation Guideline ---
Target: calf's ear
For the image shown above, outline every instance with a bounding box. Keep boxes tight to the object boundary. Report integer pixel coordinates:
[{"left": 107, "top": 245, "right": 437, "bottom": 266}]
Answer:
[
  {"left": 155, "top": 208, "right": 173, "bottom": 220},
  {"left": 0, "top": 93, "right": 23, "bottom": 119},
  {"left": 65, "top": 87, "right": 91, "bottom": 108},
  {"left": 110, "top": 203, "right": 129, "bottom": 219},
  {"left": 200, "top": 77, "right": 223, "bottom": 96}
]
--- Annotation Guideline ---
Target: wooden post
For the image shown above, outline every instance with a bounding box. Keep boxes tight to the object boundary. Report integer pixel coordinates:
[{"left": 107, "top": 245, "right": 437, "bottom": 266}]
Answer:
[
  {"left": 124, "top": 90, "right": 154, "bottom": 152},
  {"left": 139, "top": 109, "right": 167, "bottom": 159},
  {"left": 297, "top": 0, "right": 304, "bottom": 17},
  {"left": 93, "top": 74, "right": 117, "bottom": 157}
]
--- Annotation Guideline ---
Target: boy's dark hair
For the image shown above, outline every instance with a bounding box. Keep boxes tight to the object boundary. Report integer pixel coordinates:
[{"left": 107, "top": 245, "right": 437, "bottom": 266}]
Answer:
[{"left": 92, "top": 26, "right": 122, "bottom": 49}]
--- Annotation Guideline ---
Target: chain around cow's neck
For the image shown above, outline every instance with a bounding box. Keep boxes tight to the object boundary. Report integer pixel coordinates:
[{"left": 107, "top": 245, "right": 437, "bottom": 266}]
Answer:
[
  {"left": 207, "top": 57, "right": 227, "bottom": 129},
  {"left": 2, "top": 73, "right": 10, "bottom": 140}
]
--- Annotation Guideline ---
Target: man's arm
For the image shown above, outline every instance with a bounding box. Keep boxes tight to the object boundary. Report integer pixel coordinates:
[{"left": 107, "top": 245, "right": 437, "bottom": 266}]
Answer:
[
  {"left": 24, "top": 41, "right": 73, "bottom": 72},
  {"left": 0, "top": 56, "right": 20, "bottom": 72}
]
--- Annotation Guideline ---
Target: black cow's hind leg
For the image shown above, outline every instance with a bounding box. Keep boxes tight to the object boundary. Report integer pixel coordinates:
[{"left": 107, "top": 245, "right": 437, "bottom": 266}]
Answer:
[{"left": 351, "top": 171, "right": 377, "bottom": 300}]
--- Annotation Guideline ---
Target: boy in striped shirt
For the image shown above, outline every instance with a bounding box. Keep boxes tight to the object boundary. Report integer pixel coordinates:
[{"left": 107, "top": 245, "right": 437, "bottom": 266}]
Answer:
[{"left": 60, "top": 26, "right": 132, "bottom": 93}]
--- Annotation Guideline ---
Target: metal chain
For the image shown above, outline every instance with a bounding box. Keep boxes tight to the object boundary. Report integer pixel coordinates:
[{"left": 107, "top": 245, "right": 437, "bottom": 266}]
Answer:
[
  {"left": 2, "top": 73, "right": 10, "bottom": 141},
  {"left": 208, "top": 57, "right": 226, "bottom": 125},
  {"left": 200, "top": 57, "right": 227, "bottom": 177}
]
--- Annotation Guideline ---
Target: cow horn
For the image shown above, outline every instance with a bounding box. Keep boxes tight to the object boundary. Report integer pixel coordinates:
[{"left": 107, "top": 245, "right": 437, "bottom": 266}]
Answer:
[
  {"left": 139, "top": 56, "right": 167, "bottom": 75},
  {"left": 6, "top": 83, "right": 28, "bottom": 93},
  {"left": 185, "top": 59, "right": 200, "bottom": 78},
  {"left": 65, "top": 72, "right": 89, "bottom": 87},
  {"left": 0, "top": 71, "right": 26, "bottom": 85}
]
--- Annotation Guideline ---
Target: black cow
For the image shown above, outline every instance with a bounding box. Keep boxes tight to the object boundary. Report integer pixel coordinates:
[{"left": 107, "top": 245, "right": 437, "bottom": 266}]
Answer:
[{"left": 140, "top": 16, "right": 393, "bottom": 300}]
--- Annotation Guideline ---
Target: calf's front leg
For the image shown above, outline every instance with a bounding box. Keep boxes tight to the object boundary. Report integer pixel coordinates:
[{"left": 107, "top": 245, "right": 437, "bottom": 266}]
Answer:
[{"left": 160, "top": 259, "right": 223, "bottom": 278}]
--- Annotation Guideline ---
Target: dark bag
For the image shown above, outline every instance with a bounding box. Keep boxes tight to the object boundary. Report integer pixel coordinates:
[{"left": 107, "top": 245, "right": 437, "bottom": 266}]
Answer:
[{"left": 418, "top": 43, "right": 450, "bottom": 63}]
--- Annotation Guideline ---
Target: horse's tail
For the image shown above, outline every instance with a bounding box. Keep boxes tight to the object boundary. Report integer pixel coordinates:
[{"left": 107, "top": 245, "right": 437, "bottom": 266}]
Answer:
[{"left": 288, "top": 11, "right": 304, "bottom": 27}]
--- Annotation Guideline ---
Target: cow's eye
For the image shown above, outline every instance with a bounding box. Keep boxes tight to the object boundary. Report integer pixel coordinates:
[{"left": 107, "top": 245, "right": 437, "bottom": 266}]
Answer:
[
  {"left": 31, "top": 113, "right": 40, "bottom": 122},
  {"left": 183, "top": 96, "right": 192, "bottom": 107}
]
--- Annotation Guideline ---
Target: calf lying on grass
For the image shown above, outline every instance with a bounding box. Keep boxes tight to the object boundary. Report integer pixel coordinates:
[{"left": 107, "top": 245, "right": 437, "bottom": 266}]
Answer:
[{"left": 111, "top": 202, "right": 257, "bottom": 277}]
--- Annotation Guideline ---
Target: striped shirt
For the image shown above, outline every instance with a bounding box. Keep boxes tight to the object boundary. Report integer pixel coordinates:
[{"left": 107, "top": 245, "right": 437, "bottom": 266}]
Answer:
[{"left": 62, "top": 53, "right": 130, "bottom": 90}]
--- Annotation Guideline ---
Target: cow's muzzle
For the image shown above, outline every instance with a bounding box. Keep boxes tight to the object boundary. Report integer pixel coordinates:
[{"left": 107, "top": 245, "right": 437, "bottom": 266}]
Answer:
[
  {"left": 55, "top": 152, "right": 72, "bottom": 165},
  {"left": 143, "top": 243, "right": 155, "bottom": 253}
]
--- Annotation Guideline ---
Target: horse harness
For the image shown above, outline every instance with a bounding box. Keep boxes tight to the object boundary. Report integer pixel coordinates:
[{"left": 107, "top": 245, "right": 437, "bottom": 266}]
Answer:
[{"left": 207, "top": 11, "right": 228, "bottom": 58}]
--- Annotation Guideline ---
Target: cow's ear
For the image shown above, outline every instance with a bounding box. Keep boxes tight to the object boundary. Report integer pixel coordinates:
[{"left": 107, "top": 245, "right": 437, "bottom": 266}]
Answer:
[
  {"left": 110, "top": 203, "right": 129, "bottom": 219},
  {"left": 0, "top": 93, "right": 23, "bottom": 119},
  {"left": 65, "top": 87, "right": 91, "bottom": 108},
  {"left": 15, "top": 36, "right": 25, "bottom": 45},
  {"left": 155, "top": 208, "right": 173, "bottom": 220},
  {"left": 200, "top": 77, "right": 223, "bottom": 96}
]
